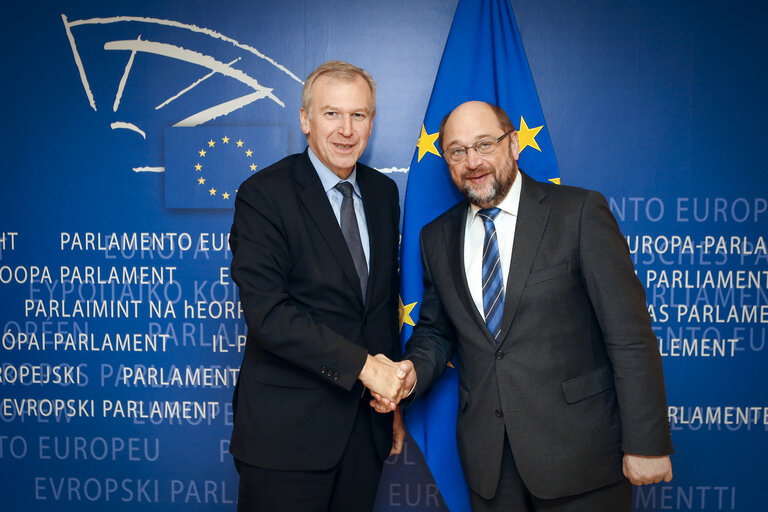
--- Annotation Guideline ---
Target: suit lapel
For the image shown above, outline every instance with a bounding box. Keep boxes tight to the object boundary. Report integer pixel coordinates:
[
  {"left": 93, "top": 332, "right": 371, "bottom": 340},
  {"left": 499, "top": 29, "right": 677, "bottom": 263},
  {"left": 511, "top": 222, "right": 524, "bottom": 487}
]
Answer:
[
  {"left": 497, "top": 171, "right": 550, "bottom": 346},
  {"left": 294, "top": 152, "right": 365, "bottom": 303},
  {"left": 357, "top": 166, "right": 380, "bottom": 309},
  {"left": 442, "top": 203, "right": 495, "bottom": 344}
]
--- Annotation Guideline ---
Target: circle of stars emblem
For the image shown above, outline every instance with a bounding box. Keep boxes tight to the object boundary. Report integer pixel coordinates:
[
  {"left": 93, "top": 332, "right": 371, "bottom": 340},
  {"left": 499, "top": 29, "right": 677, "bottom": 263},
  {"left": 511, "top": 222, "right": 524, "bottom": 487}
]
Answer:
[{"left": 194, "top": 135, "right": 258, "bottom": 201}]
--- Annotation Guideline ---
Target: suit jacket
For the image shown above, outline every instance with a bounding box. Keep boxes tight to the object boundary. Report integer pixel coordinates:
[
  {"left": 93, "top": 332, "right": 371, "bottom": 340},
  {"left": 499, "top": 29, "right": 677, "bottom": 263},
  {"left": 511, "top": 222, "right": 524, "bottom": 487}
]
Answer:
[
  {"left": 229, "top": 150, "right": 400, "bottom": 471},
  {"left": 405, "top": 171, "right": 673, "bottom": 499}
]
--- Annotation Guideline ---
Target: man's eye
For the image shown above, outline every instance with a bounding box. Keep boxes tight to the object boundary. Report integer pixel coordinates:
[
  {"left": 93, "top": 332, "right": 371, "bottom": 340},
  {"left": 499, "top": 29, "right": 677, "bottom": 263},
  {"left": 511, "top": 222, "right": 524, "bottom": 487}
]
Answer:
[
  {"left": 352, "top": 113, "right": 366, "bottom": 120},
  {"left": 449, "top": 148, "right": 466, "bottom": 156},
  {"left": 476, "top": 141, "right": 493, "bottom": 150},
  {"left": 324, "top": 111, "right": 339, "bottom": 118}
]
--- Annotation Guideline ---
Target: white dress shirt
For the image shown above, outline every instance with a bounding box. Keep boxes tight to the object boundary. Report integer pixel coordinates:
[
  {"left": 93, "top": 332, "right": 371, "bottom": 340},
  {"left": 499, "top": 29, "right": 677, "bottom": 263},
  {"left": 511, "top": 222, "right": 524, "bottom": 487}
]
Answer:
[{"left": 463, "top": 172, "right": 522, "bottom": 317}]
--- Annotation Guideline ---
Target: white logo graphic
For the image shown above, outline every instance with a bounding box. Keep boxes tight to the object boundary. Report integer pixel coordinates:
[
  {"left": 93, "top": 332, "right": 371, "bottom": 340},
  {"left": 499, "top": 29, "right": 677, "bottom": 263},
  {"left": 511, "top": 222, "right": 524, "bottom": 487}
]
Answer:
[{"left": 62, "top": 14, "right": 303, "bottom": 173}]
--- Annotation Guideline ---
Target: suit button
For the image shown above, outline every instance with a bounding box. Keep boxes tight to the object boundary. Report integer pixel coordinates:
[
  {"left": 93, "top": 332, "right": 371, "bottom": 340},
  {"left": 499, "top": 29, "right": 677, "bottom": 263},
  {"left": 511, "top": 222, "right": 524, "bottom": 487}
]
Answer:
[
  {"left": 495, "top": 350, "right": 504, "bottom": 360},
  {"left": 495, "top": 409, "right": 503, "bottom": 418},
  {"left": 333, "top": 372, "right": 340, "bottom": 381}
]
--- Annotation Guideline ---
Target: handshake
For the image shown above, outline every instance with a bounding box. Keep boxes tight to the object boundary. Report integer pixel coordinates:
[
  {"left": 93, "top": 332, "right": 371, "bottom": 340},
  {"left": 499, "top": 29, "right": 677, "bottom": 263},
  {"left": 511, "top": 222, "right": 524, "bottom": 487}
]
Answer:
[{"left": 359, "top": 354, "right": 417, "bottom": 413}]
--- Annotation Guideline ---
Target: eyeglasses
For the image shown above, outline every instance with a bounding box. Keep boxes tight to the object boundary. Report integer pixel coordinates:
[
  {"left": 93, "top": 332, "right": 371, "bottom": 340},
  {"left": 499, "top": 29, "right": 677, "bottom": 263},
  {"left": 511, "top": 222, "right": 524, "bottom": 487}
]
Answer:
[{"left": 443, "top": 130, "right": 513, "bottom": 164}]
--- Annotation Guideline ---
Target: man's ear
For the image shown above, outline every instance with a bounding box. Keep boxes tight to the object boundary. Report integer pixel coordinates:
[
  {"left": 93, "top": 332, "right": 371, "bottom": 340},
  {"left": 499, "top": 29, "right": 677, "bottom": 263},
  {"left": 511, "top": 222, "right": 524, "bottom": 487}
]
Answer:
[
  {"left": 367, "top": 111, "right": 376, "bottom": 136},
  {"left": 509, "top": 131, "right": 520, "bottom": 160},
  {"left": 299, "top": 107, "right": 310, "bottom": 135}
]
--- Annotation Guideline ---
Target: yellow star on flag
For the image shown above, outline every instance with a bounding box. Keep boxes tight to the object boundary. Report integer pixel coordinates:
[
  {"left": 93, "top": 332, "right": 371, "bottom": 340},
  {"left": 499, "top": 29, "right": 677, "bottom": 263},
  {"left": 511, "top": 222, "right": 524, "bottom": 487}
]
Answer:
[
  {"left": 517, "top": 116, "right": 543, "bottom": 153},
  {"left": 198, "top": 177, "right": 205, "bottom": 184},
  {"left": 194, "top": 163, "right": 202, "bottom": 171},
  {"left": 398, "top": 295, "right": 417, "bottom": 332},
  {"left": 416, "top": 125, "right": 440, "bottom": 162},
  {"left": 222, "top": 192, "right": 231, "bottom": 199},
  {"left": 199, "top": 149, "right": 206, "bottom": 157},
  {"left": 208, "top": 139, "right": 215, "bottom": 147},
  {"left": 209, "top": 188, "right": 217, "bottom": 196},
  {"left": 250, "top": 163, "right": 257, "bottom": 171},
  {"left": 245, "top": 149, "right": 253, "bottom": 157},
  {"left": 222, "top": 136, "right": 230, "bottom": 144},
  {"left": 548, "top": 177, "right": 561, "bottom": 185},
  {"left": 236, "top": 140, "right": 244, "bottom": 147}
]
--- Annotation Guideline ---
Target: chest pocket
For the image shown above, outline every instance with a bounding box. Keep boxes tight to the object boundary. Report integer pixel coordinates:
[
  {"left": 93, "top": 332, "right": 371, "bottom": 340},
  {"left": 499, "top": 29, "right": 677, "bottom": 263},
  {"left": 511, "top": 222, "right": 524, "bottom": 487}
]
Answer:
[{"left": 525, "top": 262, "right": 569, "bottom": 287}]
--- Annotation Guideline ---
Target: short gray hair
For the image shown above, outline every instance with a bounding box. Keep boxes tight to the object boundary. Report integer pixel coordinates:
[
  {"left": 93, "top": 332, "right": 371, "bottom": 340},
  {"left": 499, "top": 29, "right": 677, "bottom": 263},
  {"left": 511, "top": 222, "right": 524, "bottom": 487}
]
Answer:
[{"left": 302, "top": 60, "right": 376, "bottom": 116}]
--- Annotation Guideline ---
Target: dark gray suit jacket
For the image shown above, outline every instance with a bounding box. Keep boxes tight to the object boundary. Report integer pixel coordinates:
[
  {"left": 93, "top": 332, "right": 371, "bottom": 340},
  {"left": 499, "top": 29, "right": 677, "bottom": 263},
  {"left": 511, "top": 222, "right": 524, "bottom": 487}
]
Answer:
[
  {"left": 405, "top": 171, "right": 672, "bottom": 499},
  {"left": 229, "top": 150, "right": 401, "bottom": 471}
]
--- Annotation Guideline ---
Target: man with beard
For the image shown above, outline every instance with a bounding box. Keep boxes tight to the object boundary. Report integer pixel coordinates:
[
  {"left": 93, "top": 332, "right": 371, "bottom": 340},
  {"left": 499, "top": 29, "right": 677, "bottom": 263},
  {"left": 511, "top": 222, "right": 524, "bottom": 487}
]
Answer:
[{"left": 375, "top": 101, "right": 673, "bottom": 511}]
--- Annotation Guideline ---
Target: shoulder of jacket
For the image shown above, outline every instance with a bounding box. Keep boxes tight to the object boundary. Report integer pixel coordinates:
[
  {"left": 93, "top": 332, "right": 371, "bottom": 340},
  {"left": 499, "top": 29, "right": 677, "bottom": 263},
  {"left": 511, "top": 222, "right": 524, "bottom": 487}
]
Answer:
[
  {"left": 238, "top": 153, "right": 303, "bottom": 190},
  {"left": 358, "top": 163, "right": 397, "bottom": 187},
  {"left": 422, "top": 200, "right": 466, "bottom": 235}
]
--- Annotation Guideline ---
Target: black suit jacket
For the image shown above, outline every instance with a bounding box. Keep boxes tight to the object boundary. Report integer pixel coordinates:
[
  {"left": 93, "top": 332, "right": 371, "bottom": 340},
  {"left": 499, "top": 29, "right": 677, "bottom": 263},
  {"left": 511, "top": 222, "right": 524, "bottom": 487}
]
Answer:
[
  {"left": 229, "top": 150, "right": 400, "bottom": 471},
  {"left": 405, "top": 171, "right": 672, "bottom": 499}
]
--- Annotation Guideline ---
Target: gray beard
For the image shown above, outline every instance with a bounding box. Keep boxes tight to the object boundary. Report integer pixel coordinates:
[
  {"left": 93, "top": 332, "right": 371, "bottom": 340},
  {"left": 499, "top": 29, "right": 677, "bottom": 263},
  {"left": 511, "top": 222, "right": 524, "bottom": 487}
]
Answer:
[
  {"left": 461, "top": 170, "right": 515, "bottom": 208},
  {"left": 462, "top": 179, "right": 501, "bottom": 207}
]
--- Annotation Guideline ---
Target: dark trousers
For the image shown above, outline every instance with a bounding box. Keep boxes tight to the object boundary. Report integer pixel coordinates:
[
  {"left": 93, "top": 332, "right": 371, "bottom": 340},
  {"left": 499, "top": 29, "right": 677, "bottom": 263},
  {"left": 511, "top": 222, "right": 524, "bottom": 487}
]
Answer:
[
  {"left": 235, "top": 403, "right": 383, "bottom": 512},
  {"left": 470, "top": 436, "right": 631, "bottom": 512}
]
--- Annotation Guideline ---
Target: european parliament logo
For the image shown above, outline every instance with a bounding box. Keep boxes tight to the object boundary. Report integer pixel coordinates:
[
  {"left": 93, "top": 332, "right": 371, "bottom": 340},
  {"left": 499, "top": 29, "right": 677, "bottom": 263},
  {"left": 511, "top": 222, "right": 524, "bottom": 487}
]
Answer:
[
  {"left": 165, "top": 126, "right": 287, "bottom": 209},
  {"left": 61, "top": 13, "right": 301, "bottom": 180}
]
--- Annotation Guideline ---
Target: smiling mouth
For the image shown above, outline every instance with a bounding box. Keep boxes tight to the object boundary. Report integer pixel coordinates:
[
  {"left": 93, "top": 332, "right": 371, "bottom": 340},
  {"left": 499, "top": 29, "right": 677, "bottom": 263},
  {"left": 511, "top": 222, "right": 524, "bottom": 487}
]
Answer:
[{"left": 334, "top": 143, "right": 354, "bottom": 150}]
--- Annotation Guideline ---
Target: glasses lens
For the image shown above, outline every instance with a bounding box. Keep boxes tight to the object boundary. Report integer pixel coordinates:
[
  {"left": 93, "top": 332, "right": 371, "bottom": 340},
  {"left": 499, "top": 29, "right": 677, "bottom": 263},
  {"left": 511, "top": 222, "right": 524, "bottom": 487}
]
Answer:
[
  {"left": 474, "top": 140, "right": 496, "bottom": 155},
  {"left": 447, "top": 148, "right": 466, "bottom": 162}
]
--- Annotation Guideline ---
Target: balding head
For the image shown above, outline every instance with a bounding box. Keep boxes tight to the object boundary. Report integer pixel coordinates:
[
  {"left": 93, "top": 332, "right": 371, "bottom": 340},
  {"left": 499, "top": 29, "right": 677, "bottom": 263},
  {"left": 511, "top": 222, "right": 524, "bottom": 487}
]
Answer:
[
  {"left": 439, "top": 101, "right": 520, "bottom": 209},
  {"left": 439, "top": 101, "right": 516, "bottom": 152}
]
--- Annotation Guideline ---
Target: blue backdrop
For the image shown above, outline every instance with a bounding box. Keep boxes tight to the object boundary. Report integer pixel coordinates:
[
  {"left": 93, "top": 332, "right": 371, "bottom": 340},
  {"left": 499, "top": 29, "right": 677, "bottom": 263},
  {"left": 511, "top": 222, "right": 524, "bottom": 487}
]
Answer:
[{"left": 1, "top": 1, "right": 765, "bottom": 510}]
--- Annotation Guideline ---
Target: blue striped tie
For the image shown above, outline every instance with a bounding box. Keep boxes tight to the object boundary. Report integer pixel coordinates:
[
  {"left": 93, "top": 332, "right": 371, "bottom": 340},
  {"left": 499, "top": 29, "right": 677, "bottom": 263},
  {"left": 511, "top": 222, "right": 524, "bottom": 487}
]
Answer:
[{"left": 478, "top": 208, "right": 504, "bottom": 342}]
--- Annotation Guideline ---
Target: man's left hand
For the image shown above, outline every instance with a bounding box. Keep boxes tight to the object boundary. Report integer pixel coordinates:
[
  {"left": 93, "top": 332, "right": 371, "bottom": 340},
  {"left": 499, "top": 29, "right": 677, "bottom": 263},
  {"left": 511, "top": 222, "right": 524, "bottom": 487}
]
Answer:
[{"left": 623, "top": 454, "right": 673, "bottom": 486}]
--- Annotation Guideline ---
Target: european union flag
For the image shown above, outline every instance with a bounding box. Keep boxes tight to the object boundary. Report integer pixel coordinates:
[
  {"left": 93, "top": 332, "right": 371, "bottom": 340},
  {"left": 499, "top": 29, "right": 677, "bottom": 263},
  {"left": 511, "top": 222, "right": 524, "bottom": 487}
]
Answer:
[
  {"left": 165, "top": 126, "right": 287, "bottom": 209},
  {"left": 399, "top": 0, "right": 560, "bottom": 510}
]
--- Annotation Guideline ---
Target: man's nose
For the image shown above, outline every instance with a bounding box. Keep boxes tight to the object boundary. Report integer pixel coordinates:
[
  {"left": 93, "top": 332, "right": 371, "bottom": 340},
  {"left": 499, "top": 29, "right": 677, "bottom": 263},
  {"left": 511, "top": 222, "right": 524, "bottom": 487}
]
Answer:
[
  {"left": 338, "top": 116, "right": 353, "bottom": 136},
  {"left": 465, "top": 146, "right": 483, "bottom": 168}
]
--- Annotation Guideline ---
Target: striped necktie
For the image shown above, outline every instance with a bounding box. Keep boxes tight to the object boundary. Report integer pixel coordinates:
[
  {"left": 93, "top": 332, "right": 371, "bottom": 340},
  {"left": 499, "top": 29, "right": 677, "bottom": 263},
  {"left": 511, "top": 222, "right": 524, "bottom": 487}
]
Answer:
[{"left": 478, "top": 207, "right": 504, "bottom": 342}]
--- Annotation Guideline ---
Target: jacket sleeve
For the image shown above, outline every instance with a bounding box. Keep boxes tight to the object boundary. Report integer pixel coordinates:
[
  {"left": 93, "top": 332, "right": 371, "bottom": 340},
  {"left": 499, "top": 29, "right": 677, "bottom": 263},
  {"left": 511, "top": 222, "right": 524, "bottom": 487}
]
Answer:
[
  {"left": 230, "top": 177, "right": 368, "bottom": 391},
  {"left": 404, "top": 228, "right": 458, "bottom": 398},
  {"left": 579, "top": 190, "right": 673, "bottom": 455}
]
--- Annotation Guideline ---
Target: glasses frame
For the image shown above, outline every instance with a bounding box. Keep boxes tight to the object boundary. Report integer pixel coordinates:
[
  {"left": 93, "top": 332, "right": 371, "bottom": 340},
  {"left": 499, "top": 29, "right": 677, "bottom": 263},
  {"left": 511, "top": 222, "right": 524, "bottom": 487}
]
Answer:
[{"left": 443, "top": 130, "right": 514, "bottom": 164}]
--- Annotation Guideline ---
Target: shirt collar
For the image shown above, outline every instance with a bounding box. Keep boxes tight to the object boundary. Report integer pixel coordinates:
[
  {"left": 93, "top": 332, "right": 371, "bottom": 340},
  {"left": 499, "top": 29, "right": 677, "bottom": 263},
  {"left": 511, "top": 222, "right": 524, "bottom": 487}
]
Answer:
[
  {"left": 469, "top": 169, "right": 522, "bottom": 220},
  {"left": 308, "top": 146, "right": 360, "bottom": 197}
]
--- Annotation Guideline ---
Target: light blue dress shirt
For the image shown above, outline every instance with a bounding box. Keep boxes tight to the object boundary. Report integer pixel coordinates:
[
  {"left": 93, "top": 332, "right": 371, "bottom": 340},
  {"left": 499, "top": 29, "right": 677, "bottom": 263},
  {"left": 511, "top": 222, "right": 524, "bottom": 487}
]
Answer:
[{"left": 307, "top": 147, "right": 370, "bottom": 269}]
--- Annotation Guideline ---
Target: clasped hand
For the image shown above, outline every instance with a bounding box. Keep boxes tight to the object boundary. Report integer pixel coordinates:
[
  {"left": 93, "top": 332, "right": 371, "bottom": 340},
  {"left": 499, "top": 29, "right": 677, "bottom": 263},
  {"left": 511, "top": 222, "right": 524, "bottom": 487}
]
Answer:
[
  {"left": 623, "top": 454, "right": 673, "bottom": 486},
  {"left": 358, "top": 354, "right": 416, "bottom": 412}
]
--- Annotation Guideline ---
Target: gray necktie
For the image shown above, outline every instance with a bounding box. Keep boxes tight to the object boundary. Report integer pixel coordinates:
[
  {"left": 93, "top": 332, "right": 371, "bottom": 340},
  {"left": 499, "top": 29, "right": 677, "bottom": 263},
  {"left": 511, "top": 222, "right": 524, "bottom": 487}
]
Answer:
[{"left": 335, "top": 181, "right": 368, "bottom": 299}]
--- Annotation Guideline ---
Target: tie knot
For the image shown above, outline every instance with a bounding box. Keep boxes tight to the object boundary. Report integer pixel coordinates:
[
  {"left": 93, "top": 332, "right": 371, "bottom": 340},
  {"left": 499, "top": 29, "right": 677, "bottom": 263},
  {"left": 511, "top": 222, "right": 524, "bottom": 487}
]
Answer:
[
  {"left": 335, "top": 181, "right": 354, "bottom": 198},
  {"left": 478, "top": 207, "right": 501, "bottom": 223}
]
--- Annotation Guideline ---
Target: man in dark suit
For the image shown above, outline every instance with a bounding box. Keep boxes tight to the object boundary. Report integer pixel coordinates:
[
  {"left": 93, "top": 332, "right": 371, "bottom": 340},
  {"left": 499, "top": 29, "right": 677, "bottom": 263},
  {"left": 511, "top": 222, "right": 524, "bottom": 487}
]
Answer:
[
  {"left": 375, "top": 101, "right": 673, "bottom": 511},
  {"left": 229, "top": 61, "right": 405, "bottom": 511}
]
